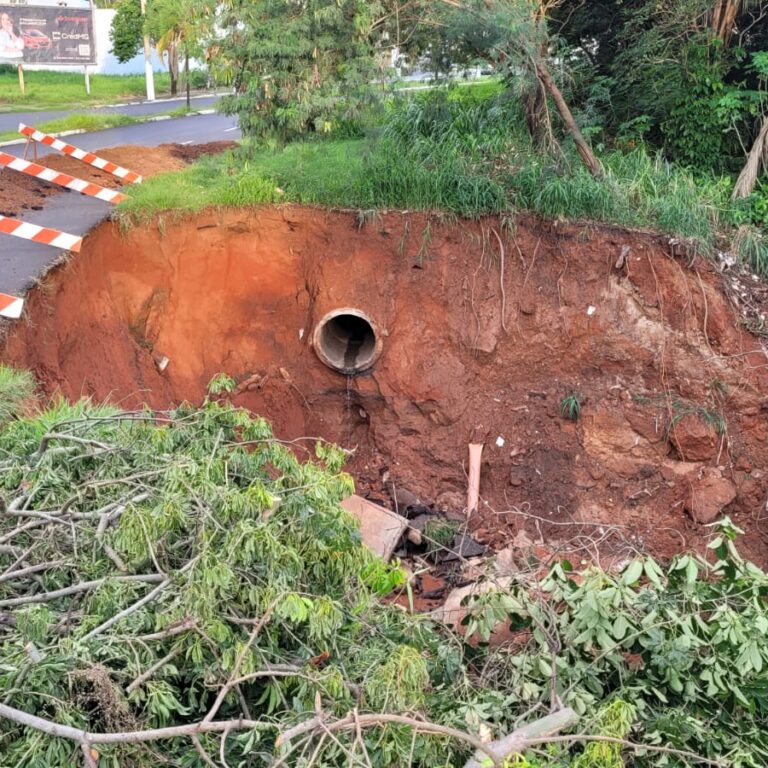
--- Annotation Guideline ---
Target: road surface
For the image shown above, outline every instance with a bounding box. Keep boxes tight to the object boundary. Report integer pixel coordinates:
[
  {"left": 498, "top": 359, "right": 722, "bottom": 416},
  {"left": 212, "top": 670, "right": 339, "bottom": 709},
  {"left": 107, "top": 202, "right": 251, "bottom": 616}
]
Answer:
[
  {"left": 0, "top": 113, "right": 240, "bottom": 296},
  {"left": 0, "top": 93, "right": 223, "bottom": 134},
  {"left": 3, "top": 111, "right": 239, "bottom": 159}
]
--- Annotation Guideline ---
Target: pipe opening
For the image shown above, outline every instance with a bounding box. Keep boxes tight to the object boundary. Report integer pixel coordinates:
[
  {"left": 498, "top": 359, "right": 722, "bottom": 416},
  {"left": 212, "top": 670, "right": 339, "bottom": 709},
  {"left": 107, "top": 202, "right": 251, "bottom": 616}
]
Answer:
[{"left": 313, "top": 309, "right": 381, "bottom": 374}]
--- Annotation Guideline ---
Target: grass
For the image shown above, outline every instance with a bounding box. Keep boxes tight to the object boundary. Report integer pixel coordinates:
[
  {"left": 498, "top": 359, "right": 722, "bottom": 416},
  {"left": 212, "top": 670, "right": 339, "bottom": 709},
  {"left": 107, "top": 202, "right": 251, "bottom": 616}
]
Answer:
[
  {"left": 116, "top": 86, "right": 768, "bottom": 275},
  {"left": 116, "top": 148, "right": 285, "bottom": 224},
  {"left": 117, "top": 141, "right": 366, "bottom": 223},
  {"left": 0, "top": 65, "right": 173, "bottom": 111},
  {"left": 560, "top": 393, "right": 582, "bottom": 421},
  {"left": 0, "top": 113, "right": 140, "bottom": 142},
  {"left": 0, "top": 365, "right": 35, "bottom": 423}
]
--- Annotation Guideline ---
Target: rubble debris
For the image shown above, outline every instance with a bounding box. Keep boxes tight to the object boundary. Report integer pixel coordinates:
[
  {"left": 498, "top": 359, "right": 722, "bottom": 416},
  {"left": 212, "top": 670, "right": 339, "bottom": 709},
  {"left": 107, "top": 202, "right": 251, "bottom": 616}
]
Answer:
[
  {"left": 439, "top": 532, "right": 487, "bottom": 562},
  {"left": 341, "top": 495, "right": 408, "bottom": 560},
  {"left": 668, "top": 413, "right": 720, "bottom": 462}
]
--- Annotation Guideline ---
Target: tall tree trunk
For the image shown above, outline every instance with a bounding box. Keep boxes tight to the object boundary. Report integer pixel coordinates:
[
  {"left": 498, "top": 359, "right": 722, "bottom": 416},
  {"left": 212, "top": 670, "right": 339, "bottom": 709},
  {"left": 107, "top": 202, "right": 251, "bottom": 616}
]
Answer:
[
  {"left": 534, "top": 60, "right": 602, "bottom": 177},
  {"left": 711, "top": 0, "right": 741, "bottom": 47},
  {"left": 524, "top": 40, "right": 552, "bottom": 150},
  {"left": 185, "top": 47, "right": 190, "bottom": 111},
  {"left": 733, "top": 114, "right": 768, "bottom": 199},
  {"left": 523, "top": 84, "right": 549, "bottom": 149},
  {"left": 168, "top": 42, "right": 179, "bottom": 96}
]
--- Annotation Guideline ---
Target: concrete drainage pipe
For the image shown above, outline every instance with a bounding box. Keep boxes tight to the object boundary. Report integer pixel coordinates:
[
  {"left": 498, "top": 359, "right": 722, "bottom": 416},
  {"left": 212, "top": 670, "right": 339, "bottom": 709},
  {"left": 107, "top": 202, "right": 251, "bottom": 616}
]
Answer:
[{"left": 313, "top": 308, "right": 382, "bottom": 374}]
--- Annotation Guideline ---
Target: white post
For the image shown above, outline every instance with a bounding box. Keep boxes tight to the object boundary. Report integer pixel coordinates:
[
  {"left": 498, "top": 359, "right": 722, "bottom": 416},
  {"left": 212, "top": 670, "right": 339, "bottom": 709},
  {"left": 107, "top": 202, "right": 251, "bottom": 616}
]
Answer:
[
  {"left": 139, "top": 0, "right": 155, "bottom": 101},
  {"left": 84, "top": 65, "right": 90, "bottom": 95}
]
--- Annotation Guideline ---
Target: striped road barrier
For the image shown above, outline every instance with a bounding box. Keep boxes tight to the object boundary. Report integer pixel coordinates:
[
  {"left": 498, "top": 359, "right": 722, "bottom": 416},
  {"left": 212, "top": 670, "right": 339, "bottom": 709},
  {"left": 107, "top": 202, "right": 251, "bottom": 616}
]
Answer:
[
  {"left": 0, "top": 292, "right": 24, "bottom": 319},
  {"left": 0, "top": 214, "right": 82, "bottom": 252},
  {"left": 18, "top": 123, "right": 143, "bottom": 184},
  {"left": 0, "top": 151, "right": 128, "bottom": 205}
]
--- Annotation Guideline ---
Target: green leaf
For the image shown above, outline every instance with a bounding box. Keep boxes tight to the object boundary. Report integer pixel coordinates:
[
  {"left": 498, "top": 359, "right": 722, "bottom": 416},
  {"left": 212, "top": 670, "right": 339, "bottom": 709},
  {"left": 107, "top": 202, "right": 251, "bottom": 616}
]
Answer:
[
  {"left": 622, "top": 559, "right": 644, "bottom": 585},
  {"left": 612, "top": 614, "right": 630, "bottom": 640},
  {"left": 643, "top": 558, "right": 664, "bottom": 588}
]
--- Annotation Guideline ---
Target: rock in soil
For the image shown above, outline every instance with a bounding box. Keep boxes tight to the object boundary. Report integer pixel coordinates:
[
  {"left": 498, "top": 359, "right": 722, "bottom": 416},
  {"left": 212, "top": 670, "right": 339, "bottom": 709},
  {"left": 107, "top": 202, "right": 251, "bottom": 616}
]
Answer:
[
  {"left": 669, "top": 412, "right": 720, "bottom": 462},
  {"left": 685, "top": 467, "right": 737, "bottom": 524}
]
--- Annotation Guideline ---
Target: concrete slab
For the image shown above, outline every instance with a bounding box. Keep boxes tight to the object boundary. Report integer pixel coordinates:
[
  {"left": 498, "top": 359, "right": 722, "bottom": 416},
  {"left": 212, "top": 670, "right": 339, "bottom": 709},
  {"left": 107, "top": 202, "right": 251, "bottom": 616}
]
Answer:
[{"left": 341, "top": 494, "right": 408, "bottom": 560}]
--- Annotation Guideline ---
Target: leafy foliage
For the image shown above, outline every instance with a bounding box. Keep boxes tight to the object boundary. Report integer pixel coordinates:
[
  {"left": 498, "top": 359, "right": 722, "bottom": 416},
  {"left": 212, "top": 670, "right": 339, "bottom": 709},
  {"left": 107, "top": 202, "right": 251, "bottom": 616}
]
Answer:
[
  {"left": 464, "top": 518, "right": 768, "bottom": 767},
  {"left": 109, "top": 0, "right": 143, "bottom": 63},
  {"left": 3, "top": 386, "right": 768, "bottom": 765},
  {"left": 0, "top": 365, "right": 34, "bottom": 424},
  {"left": 559, "top": 393, "right": 581, "bottom": 421},
  {"left": 0, "top": 391, "right": 476, "bottom": 767},
  {"left": 216, "top": 0, "right": 386, "bottom": 143}
]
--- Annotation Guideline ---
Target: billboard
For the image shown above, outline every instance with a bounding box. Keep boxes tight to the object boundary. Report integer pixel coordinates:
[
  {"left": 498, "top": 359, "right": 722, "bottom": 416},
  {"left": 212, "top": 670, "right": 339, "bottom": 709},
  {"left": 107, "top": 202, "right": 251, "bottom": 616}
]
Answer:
[{"left": 0, "top": 4, "right": 95, "bottom": 64}]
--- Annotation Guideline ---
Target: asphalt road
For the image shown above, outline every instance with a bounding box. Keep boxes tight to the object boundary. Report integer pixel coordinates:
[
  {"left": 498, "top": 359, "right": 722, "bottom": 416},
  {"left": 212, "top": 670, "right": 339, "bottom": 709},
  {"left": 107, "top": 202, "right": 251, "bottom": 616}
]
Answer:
[
  {"left": 3, "top": 111, "right": 239, "bottom": 159},
  {"left": 0, "top": 112, "right": 241, "bottom": 296},
  {"left": 0, "top": 93, "right": 223, "bottom": 134}
]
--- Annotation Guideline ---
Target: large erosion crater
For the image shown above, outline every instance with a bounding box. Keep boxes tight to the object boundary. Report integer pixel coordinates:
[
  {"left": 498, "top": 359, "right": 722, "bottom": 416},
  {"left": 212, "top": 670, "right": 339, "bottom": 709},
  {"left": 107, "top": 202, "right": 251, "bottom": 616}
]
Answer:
[{"left": 3, "top": 206, "right": 768, "bottom": 564}]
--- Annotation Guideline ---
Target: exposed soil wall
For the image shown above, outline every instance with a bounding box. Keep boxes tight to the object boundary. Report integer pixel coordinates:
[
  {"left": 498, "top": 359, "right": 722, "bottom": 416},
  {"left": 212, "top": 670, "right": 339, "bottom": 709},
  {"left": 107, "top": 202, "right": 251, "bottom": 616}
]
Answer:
[{"left": 3, "top": 206, "right": 768, "bottom": 564}]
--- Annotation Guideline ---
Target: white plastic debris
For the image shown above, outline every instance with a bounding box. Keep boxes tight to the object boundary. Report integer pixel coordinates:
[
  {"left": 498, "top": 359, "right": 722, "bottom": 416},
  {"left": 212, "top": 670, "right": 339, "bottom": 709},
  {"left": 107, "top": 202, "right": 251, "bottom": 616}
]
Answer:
[
  {"left": 495, "top": 436, "right": 505, "bottom": 448},
  {"left": 587, "top": 306, "right": 596, "bottom": 316},
  {"left": 298, "top": 328, "right": 305, "bottom": 340}
]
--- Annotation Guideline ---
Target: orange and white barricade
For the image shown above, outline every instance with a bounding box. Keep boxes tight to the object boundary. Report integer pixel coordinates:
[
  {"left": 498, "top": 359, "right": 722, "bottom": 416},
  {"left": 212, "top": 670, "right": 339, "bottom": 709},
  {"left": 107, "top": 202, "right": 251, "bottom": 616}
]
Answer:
[
  {"left": 0, "top": 214, "right": 82, "bottom": 252},
  {"left": 0, "top": 151, "right": 128, "bottom": 204},
  {"left": 0, "top": 292, "right": 24, "bottom": 319},
  {"left": 18, "top": 123, "right": 142, "bottom": 184}
]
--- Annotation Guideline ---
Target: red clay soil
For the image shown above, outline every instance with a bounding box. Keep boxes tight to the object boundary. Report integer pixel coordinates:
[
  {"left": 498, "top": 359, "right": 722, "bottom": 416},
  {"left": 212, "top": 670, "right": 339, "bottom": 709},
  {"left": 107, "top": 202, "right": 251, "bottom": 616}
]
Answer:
[
  {"left": 3, "top": 207, "right": 768, "bottom": 566},
  {"left": 0, "top": 141, "right": 235, "bottom": 216}
]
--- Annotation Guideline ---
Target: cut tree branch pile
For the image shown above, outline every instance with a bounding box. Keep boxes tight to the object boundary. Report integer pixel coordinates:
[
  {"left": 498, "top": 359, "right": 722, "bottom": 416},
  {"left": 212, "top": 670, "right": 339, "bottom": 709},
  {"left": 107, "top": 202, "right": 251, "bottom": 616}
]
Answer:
[
  {"left": 0, "top": 394, "right": 738, "bottom": 767},
  {"left": 0, "top": 399, "right": 588, "bottom": 767}
]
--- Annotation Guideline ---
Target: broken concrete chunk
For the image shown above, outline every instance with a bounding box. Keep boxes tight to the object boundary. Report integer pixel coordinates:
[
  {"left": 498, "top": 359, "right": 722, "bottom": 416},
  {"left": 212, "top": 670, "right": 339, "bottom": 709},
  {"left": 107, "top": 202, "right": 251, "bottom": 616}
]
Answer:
[
  {"left": 407, "top": 513, "right": 432, "bottom": 533},
  {"left": 391, "top": 486, "right": 420, "bottom": 511},
  {"left": 341, "top": 495, "right": 407, "bottom": 560},
  {"left": 438, "top": 533, "right": 487, "bottom": 562},
  {"left": 494, "top": 547, "right": 519, "bottom": 576},
  {"left": 436, "top": 577, "right": 513, "bottom": 633},
  {"left": 406, "top": 528, "right": 423, "bottom": 545}
]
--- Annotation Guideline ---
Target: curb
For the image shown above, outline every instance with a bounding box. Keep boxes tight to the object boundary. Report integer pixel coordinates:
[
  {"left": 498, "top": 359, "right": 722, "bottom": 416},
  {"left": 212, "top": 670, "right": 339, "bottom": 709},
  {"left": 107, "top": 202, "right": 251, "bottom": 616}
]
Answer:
[
  {"left": 0, "top": 108, "right": 222, "bottom": 148},
  {"left": 0, "top": 129, "right": 85, "bottom": 147}
]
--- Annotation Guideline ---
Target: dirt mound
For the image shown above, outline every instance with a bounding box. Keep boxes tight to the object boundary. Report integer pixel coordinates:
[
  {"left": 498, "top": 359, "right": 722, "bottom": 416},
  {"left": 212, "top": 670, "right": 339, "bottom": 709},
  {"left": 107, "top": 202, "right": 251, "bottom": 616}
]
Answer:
[
  {"left": 0, "top": 141, "right": 233, "bottom": 216},
  {"left": 167, "top": 140, "right": 237, "bottom": 162},
  {"left": 3, "top": 207, "right": 768, "bottom": 565}
]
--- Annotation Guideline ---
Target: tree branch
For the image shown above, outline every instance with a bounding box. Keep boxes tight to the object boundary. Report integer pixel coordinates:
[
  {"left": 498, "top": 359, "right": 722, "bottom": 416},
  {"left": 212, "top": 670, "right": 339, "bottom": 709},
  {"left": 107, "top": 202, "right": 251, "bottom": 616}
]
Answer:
[{"left": 0, "top": 574, "right": 164, "bottom": 609}]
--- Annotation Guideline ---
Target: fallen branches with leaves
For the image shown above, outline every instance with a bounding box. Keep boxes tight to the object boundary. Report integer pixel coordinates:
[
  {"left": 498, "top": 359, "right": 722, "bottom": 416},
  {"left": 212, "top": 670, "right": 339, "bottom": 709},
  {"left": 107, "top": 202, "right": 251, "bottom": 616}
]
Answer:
[{"left": 0, "top": 372, "right": 757, "bottom": 767}]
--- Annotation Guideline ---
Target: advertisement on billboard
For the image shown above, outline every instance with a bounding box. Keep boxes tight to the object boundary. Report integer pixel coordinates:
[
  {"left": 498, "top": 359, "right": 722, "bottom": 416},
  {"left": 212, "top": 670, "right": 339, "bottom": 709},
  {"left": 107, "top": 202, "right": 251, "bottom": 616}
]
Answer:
[{"left": 0, "top": 4, "right": 95, "bottom": 64}]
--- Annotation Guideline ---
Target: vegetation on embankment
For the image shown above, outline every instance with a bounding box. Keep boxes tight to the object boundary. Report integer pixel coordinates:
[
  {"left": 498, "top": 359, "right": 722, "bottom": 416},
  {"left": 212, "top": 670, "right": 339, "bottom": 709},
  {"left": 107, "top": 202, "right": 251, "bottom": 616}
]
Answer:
[{"left": 117, "top": 85, "right": 768, "bottom": 276}]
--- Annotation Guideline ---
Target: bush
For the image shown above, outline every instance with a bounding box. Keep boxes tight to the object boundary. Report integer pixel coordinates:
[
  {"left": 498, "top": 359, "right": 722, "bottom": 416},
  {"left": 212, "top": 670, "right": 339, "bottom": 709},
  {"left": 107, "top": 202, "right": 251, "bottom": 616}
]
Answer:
[{"left": 464, "top": 518, "right": 768, "bottom": 767}]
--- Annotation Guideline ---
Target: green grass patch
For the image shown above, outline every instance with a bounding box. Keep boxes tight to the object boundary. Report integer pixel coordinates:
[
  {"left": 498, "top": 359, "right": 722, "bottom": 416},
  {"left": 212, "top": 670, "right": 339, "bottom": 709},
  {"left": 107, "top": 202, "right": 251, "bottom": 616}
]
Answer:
[
  {"left": 116, "top": 86, "right": 768, "bottom": 275},
  {"left": 0, "top": 365, "right": 35, "bottom": 423},
  {"left": 116, "top": 148, "right": 285, "bottom": 224},
  {"left": 117, "top": 141, "right": 369, "bottom": 224},
  {"left": 0, "top": 65, "right": 173, "bottom": 111},
  {"left": 0, "top": 112, "right": 140, "bottom": 142}
]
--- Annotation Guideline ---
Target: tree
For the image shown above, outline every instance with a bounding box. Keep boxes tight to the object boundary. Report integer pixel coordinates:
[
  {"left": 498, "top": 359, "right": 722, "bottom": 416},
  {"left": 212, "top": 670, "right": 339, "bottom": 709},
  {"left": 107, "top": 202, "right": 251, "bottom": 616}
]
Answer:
[
  {"left": 551, "top": 0, "right": 768, "bottom": 171},
  {"left": 438, "top": 0, "right": 602, "bottom": 175},
  {"left": 215, "top": 0, "right": 393, "bottom": 142},
  {"left": 110, "top": 0, "right": 212, "bottom": 97},
  {"left": 109, "top": 0, "right": 142, "bottom": 63}
]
